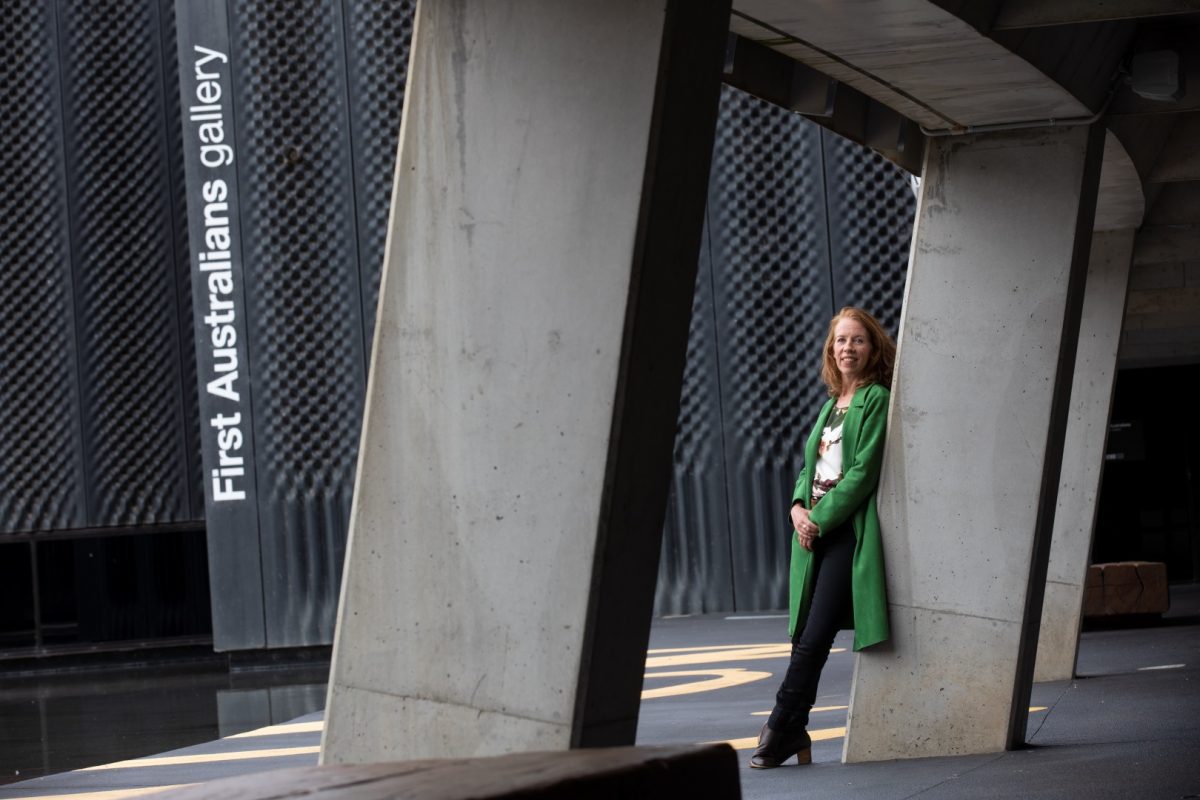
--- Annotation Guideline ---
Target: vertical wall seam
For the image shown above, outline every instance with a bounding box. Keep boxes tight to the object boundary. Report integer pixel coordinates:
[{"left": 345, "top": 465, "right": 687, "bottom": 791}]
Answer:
[
  {"left": 224, "top": 0, "right": 270, "bottom": 647},
  {"left": 154, "top": 0, "right": 198, "bottom": 519},
  {"left": 818, "top": 128, "right": 837, "bottom": 317},
  {"left": 51, "top": 0, "right": 92, "bottom": 529},
  {"left": 705, "top": 202, "right": 739, "bottom": 610},
  {"left": 336, "top": 0, "right": 371, "bottom": 380}
]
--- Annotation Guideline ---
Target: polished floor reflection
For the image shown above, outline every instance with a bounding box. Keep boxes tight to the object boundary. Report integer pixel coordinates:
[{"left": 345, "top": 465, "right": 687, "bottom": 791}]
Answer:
[
  {"left": 2, "top": 585, "right": 1197, "bottom": 798},
  {"left": 0, "top": 654, "right": 327, "bottom": 786}
]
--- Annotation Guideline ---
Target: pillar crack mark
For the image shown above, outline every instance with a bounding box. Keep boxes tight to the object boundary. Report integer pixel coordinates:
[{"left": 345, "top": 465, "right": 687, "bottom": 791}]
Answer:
[
  {"left": 1027, "top": 681, "right": 1072, "bottom": 743},
  {"left": 900, "top": 752, "right": 1007, "bottom": 799},
  {"left": 890, "top": 602, "right": 1016, "bottom": 626},
  {"left": 337, "top": 681, "right": 568, "bottom": 728}
]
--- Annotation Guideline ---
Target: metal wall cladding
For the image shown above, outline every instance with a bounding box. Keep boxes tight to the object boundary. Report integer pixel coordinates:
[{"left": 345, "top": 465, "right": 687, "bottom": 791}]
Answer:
[
  {"left": 1, "top": 0, "right": 199, "bottom": 535},
  {"left": 4, "top": 0, "right": 908, "bottom": 638},
  {"left": 824, "top": 133, "right": 916, "bottom": 337},
  {"left": 0, "top": 0, "right": 85, "bottom": 533},
  {"left": 655, "top": 214, "right": 735, "bottom": 616},
  {"left": 63, "top": 0, "right": 197, "bottom": 526},
  {"left": 655, "top": 87, "right": 915, "bottom": 616},
  {"left": 162, "top": 2, "right": 208, "bottom": 521},
  {"left": 714, "top": 87, "right": 835, "bottom": 613},
  {"left": 343, "top": 0, "right": 415, "bottom": 348},
  {"left": 227, "top": 0, "right": 411, "bottom": 646}
]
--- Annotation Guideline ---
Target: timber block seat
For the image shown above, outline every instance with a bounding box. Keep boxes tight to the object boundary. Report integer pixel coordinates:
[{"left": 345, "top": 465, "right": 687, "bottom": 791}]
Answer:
[
  {"left": 1083, "top": 561, "right": 1170, "bottom": 618},
  {"left": 151, "top": 744, "right": 739, "bottom": 800}
]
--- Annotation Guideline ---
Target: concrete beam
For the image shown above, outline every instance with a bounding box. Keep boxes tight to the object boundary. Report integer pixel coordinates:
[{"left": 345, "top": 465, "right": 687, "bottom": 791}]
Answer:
[
  {"left": 1094, "top": 132, "right": 1145, "bottom": 231},
  {"left": 1132, "top": 224, "right": 1200, "bottom": 266},
  {"left": 321, "top": 0, "right": 728, "bottom": 763},
  {"left": 1144, "top": 182, "right": 1200, "bottom": 225},
  {"left": 844, "top": 123, "right": 1104, "bottom": 761},
  {"left": 1119, "top": 323, "right": 1200, "bottom": 367},
  {"left": 1127, "top": 286, "right": 1200, "bottom": 316},
  {"left": 721, "top": 33, "right": 926, "bottom": 174},
  {"left": 992, "top": 0, "right": 1200, "bottom": 29},
  {"left": 1034, "top": 229, "right": 1134, "bottom": 683},
  {"left": 1149, "top": 112, "right": 1200, "bottom": 183},
  {"left": 730, "top": 0, "right": 1090, "bottom": 129},
  {"left": 989, "top": 19, "right": 1133, "bottom": 114},
  {"left": 1107, "top": 115, "right": 1177, "bottom": 185},
  {"left": 1121, "top": 276, "right": 1200, "bottom": 367}
]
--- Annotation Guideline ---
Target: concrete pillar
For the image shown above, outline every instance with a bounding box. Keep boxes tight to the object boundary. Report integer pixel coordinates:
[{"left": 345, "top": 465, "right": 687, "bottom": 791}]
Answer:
[
  {"left": 843, "top": 124, "right": 1105, "bottom": 762},
  {"left": 320, "top": 0, "right": 729, "bottom": 764},
  {"left": 1033, "top": 228, "right": 1134, "bottom": 682}
]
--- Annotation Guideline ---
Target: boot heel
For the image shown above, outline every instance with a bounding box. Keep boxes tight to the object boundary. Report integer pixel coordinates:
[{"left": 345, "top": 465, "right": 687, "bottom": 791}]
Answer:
[{"left": 750, "top": 722, "right": 814, "bottom": 769}]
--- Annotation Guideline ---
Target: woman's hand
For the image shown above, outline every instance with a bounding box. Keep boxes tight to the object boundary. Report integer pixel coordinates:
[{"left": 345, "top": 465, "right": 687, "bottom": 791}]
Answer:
[{"left": 791, "top": 503, "right": 819, "bottom": 551}]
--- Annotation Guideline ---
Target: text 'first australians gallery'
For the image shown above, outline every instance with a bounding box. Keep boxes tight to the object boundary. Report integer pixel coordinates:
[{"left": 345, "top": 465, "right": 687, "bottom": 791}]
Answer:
[{"left": 190, "top": 44, "right": 246, "bottom": 503}]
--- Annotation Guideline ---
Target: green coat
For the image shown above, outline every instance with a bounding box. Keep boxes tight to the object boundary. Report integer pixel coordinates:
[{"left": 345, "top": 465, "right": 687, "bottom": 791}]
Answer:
[{"left": 788, "top": 382, "right": 890, "bottom": 651}]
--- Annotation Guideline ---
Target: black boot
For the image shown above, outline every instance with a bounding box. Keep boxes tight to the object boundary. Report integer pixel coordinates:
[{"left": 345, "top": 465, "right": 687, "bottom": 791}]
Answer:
[{"left": 749, "top": 721, "right": 812, "bottom": 768}]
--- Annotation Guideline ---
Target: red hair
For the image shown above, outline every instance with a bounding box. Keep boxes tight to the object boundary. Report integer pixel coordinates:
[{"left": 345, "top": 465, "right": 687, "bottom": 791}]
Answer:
[{"left": 820, "top": 307, "right": 896, "bottom": 396}]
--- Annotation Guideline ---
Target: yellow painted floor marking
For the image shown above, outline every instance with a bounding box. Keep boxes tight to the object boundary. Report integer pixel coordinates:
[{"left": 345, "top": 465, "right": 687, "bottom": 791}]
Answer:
[
  {"left": 80, "top": 746, "right": 319, "bottom": 771},
  {"left": 752, "top": 705, "right": 847, "bottom": 715},
  {"left": 646, "top": 645, "right": 844, "bottom": 668},
  {"left": 645, "top": 644, "right": 788, "bottom": 667},
  {"left": 227, "top": 720, "right": 325, "bottom": 738},
  {"left": 641, "top": 669, "right": 773, "bottom": 699},
  {"left": 6, "top": 785, "right": 196, "bottom": 800},
  {"left": 750, "top": 705, "right": 1043, "bottom": 717},
  {"left": 648, "top": 644, "right": 782, "bottom": 654},
  {"left": 714, "top": 726, "right": 846, "bottom": 750}
]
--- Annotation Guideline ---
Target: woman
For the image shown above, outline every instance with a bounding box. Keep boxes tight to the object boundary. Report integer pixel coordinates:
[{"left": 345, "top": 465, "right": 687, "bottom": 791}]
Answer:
[{"left": 751, "top": 306, "right": 895, "bottom": 769}]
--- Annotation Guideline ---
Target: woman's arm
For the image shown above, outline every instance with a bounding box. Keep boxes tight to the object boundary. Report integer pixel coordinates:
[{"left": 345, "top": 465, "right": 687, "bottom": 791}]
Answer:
[{"left": 788, "top": 402, "right": 829, "bottom": 550}]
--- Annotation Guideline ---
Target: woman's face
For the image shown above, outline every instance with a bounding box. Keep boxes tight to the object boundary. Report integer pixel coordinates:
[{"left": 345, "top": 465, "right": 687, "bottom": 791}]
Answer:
[{"left": 833, "top": 317, "right": 873, "bottom": 385}]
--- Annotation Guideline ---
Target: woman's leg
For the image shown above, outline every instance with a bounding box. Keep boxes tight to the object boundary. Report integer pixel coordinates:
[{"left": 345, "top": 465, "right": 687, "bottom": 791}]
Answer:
[{"left": 768, "top": 522, "right": 856, "bottom": 732}]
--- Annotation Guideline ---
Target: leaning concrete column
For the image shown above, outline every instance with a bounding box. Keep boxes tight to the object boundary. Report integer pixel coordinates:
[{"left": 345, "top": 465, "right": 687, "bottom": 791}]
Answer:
[
  {"left": 1033, "top": 228, "right": 1134, "bottom": 682},
  {"left": 843, "top": 124, "right": 1105, "bottom": 761},
  {"left": 321, "top": 0, "right": 729, "bottom": 763}
]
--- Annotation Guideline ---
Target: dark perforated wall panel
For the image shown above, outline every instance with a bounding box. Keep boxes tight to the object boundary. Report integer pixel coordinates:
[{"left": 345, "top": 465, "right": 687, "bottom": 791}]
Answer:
[
  {"left": 824, "top": 133, "right": 915, "bottom": 337},
  {"left": 655, "top": 214, "right": 735, "bottom": 616},
  {"left": 1, "top": 0, "right": 197, "bottom": 535},
  {"left": 344, "top": 0, "right": 415, "bottom": 350},
  {"left": 4, "top": 0, "right": 907, "bottom": 641},
  {"left": 61, "top": 0, "right": 195, "bottom": 526},
  {"left": 230, "top": 0, "right": 365, "bottom": 647},
  {"left": 655, "top": 88, "right": 914, "bottom": 615},
  {"left": 711, "top": 88, "right": 835, "bottom": 612},
  {"left": 204, "top": 0, "right": 412, "bottom": 647},
  {"left": 161, "top": 0, "right": 207, "bottom": 522},
  {"left": 0, "top": 0, "right": 86, "bottom": 534}
]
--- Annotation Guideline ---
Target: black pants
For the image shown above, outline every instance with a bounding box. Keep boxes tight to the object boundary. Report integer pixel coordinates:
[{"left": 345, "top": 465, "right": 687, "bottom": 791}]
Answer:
[{"left": 768, "top": 521, "right": 855, "bottom": 732}]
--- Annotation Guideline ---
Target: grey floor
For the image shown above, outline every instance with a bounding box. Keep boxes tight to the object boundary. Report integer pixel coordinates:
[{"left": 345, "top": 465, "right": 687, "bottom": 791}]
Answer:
[{"left": 2, "top": 586, "right": 1198, "bottom": 799}]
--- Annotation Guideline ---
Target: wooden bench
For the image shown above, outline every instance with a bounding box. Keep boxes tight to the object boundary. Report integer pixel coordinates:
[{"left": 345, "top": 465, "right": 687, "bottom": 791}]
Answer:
[
  {"left": 153, "top": 744, "right": 741, "bottom": 800},
  {"left": 1083, "top": 561, "right": 1170, "bottom": 617}
]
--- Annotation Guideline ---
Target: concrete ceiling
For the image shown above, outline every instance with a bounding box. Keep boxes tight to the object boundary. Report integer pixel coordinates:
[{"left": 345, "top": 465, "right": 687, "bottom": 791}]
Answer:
[{"left": 726, "top": 0, "right": 1200, "bottom": 368}]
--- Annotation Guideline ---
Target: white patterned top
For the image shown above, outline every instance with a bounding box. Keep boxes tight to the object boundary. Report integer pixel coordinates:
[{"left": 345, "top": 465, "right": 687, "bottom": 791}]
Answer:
[{"left": 811, "top": 405, "right": 848, "bottom": 505}]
